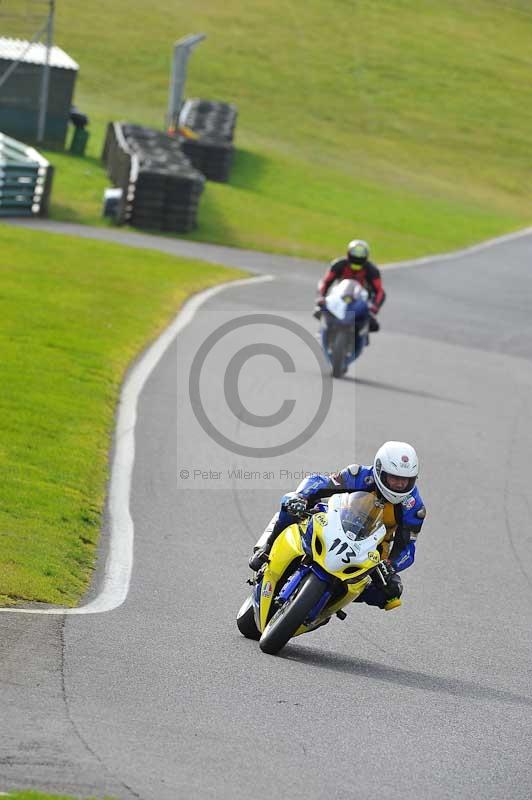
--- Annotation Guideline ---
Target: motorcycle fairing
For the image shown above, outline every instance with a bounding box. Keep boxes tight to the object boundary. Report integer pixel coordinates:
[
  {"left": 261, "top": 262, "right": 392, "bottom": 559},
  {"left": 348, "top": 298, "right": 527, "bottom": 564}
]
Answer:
[
  {"left": 324, "top": 279, "right": 369, "bottom": 322},
  {"left": 311, "top": 494, "right": 386, "bottom": 580},
  {"left": 255, "top": 494, "right": 389, "bottom": 637},
  {"left": 257, "top": 521, "right": 306, "bottom": 631},
  {"left": 321, "top": 281, "right": 370, "bottom": 369}
]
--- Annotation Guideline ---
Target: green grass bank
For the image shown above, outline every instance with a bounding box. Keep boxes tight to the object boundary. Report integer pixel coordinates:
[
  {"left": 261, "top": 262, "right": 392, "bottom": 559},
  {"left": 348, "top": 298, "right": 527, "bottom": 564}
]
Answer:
[
  {"left": 0, "top": 224, "right": 244, "bottom": 606},
  {"left": 3, "top": 792, "right": 112, "bottom": 800},
  {"left": 26, "top": 0, "right": 531, "bottom": 259}
]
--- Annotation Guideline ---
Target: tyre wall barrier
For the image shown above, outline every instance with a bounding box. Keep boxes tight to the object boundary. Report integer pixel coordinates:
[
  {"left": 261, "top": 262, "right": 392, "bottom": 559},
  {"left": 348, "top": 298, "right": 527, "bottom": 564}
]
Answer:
[
  {"left": 101, "top": 122, "right": 205, "bottom": 232},
  {"left": 0, "top": 132, "right": 54, "bottom": 217},
  {"left": 178, "top": 98, "right": 237, "bottom": 183}
]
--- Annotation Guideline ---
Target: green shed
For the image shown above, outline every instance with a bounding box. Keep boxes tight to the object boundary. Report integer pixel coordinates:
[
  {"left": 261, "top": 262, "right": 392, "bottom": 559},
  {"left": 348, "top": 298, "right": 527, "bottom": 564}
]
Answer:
[{"left": 0, "top": 36, "right": 79, "bottom": 148}]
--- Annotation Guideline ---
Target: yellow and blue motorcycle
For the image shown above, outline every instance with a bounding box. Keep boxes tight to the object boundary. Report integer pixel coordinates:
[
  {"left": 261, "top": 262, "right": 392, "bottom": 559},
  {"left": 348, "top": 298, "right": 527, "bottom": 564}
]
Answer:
[{"left": 236, "top": 491, "right": 400, "bottom": 655}]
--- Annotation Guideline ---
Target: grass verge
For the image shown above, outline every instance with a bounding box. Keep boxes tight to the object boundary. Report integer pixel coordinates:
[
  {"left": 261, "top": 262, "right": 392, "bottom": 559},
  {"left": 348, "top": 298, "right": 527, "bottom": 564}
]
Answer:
[
  {"left": 22, "top": 0, "right": 532, "bottom": 260},
  {"left": 0, "top": 224, "right": 245, "bottom": 606},
  {"left": 3, "top": 792, "right": 113, "bottom": 800}
]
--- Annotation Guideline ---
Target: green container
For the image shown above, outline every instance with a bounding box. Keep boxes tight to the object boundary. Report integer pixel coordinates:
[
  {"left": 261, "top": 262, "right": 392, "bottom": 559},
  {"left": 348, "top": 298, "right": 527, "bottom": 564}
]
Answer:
[{"left": 70, "top": 127, "right": 90, "bottom": 156}]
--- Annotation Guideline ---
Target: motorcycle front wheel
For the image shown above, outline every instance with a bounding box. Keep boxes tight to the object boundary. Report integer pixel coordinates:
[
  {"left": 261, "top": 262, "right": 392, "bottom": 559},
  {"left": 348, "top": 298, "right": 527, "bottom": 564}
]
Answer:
[
  {"left": 331, "top": 329, "right": 349, "bottom": 378},
  {"left": 259, "top": 572, "right": 325, "bottom": 655}
]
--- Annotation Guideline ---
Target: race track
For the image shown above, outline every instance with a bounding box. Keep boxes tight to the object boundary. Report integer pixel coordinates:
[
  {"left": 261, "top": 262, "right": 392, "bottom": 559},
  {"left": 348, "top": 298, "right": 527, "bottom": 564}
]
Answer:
[{"left": 1, "top": 221, "right": 532, "bottom": 799}]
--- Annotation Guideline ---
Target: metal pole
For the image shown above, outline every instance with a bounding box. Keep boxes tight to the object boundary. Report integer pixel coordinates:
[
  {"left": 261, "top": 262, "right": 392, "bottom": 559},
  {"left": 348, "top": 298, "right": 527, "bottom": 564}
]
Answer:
[
  {"left": 37, "top": 0, "right": 55, "bottom": 144},
  {"left": 167, "top": 47, "right": 184, "bottom": 129},
  {"left": 166, "top": 33, "right": 206, "bottom": 130}
]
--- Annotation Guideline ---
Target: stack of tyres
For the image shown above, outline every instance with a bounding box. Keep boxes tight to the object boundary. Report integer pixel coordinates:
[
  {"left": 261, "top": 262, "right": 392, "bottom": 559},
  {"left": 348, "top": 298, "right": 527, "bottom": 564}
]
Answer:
[
  {"left": 162, "top": 171, "right": 204, "bottom": 232},
  {"left": 101, "top": 123, "right": 205, "bottom": 232},
  {"left": 0, "top": 166, "right": 38, "bottom": 216},
  {"left": 180, "top": 139, "right": 233, "bottom": 183},
  {"left": 178, "top": 99, "right": 237, "bottom": 183},
  {"left": 179, "top": 99, "right": 237, "bottom": 142},
  {"left": 0, "top": 133, "right": 53, "bottom": 217},
  {"left": 101, "top": 122, "right": 132, "bottom": 193}
]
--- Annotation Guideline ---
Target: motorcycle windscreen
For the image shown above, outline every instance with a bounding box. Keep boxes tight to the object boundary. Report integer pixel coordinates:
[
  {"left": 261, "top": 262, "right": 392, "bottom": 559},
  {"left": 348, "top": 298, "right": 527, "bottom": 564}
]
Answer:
[
  {"left": 338, "top": 491, "right": 384, "bottom": 540},
  {"left": 325, "top": 279, "right": 368, "bottom": 322}
]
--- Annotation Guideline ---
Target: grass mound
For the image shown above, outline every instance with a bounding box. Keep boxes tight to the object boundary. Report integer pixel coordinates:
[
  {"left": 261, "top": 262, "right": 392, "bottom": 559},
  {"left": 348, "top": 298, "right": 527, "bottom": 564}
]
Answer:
[
  {"left": 3, "top": 792, "right": 113, "bottom": 799},
  {"left": 27, "top": 0, "right": 531, "bottom": 259},
  {"left": 0, "top": 224, "right": 244, "bottom": 606}
]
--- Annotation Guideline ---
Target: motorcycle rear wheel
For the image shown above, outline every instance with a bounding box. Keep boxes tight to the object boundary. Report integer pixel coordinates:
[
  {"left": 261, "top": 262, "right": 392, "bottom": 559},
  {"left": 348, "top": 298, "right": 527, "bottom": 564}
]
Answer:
[
  {"left": 331, "top": 329, "right": 349, "bottom": 378},
  {"left": 259, "top": 572, "right": 325, "bottom": 655},
  {"left": 236, "top": 595, "right": 261, "bottom": 640}
]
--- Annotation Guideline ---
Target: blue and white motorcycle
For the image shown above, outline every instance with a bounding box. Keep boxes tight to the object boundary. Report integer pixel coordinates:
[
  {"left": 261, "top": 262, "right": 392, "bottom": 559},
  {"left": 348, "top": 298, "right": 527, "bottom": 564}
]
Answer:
[{"left": 320, "top": 279, "right": 370, "bottom": 377}]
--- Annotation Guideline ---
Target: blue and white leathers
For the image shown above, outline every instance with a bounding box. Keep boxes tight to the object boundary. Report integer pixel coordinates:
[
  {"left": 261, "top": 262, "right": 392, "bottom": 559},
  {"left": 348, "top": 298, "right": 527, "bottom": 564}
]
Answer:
[{"left": 279, "top": 464, "right": 426, "bottom": 574}]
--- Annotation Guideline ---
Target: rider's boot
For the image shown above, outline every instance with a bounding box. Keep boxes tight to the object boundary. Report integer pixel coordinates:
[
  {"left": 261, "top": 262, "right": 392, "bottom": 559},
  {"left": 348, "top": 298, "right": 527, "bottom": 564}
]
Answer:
[
  {"left": 249, "top": 513, "right": 283, "bottom": 571},
  {"left": 369, "top": 314, "right": 380, "bottom": 332}
]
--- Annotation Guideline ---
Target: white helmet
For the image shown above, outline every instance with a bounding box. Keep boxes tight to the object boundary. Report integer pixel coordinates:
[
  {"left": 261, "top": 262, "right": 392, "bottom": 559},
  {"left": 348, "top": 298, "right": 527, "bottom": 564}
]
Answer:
[{"left": 373, "top": 441, "right": 419, "bottom": 504}]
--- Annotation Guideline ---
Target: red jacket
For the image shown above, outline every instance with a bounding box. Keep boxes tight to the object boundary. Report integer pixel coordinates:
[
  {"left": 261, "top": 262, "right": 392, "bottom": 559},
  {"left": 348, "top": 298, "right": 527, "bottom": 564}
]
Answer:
[{"left": 318, "top": 257, "right": 385, "bottom": 310}]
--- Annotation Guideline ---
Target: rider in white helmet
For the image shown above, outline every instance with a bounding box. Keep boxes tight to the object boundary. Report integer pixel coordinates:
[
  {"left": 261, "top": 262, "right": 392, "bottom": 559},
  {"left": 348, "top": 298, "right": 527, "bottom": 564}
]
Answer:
[{"left": 249, "top": 441, "right": 426, "bottom": 610}]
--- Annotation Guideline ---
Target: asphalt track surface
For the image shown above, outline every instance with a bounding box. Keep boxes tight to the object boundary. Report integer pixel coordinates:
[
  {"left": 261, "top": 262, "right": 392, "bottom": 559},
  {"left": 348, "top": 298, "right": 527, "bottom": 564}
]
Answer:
[{"left": 1, "top": 220, "right": 532, "bottom": 799}]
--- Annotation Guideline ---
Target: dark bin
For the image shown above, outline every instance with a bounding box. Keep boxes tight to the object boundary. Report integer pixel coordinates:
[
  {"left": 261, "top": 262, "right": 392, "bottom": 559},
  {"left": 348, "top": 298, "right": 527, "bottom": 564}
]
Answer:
[{"left": 70, "top": 127, "right": 90, "bottom": 156}]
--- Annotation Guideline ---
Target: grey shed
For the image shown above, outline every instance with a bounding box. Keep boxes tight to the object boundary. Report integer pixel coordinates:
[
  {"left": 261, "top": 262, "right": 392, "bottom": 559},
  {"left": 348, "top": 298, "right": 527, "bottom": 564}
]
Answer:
[{"left": 0, "top": 37, "right": 79, "bottom": 148}]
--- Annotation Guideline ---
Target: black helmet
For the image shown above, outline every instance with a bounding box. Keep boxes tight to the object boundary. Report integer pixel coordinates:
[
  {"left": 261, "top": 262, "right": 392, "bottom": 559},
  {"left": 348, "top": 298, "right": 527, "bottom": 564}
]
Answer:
[{"left": 347, "top": 239, "right": 369, "bottom": 266}]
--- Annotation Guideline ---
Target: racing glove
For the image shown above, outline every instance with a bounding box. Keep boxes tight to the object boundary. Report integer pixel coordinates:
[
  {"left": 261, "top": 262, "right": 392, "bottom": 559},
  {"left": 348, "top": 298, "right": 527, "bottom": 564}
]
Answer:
[
  {"left": 378, "top": 559, "right": 395, "bottom": 581},
  {"left": 312, "top": 297, "right": 325, "bottom": 320},
  {"left": 283, "top": 493, "right": 308, "bottom": 517},
  {"left": 377, "top": 560, "right": 403, "bottom": 600}
]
